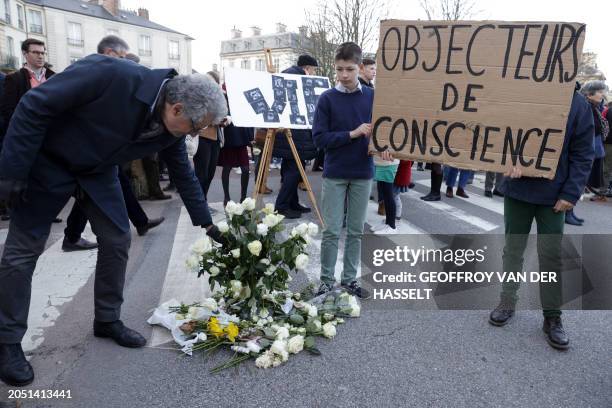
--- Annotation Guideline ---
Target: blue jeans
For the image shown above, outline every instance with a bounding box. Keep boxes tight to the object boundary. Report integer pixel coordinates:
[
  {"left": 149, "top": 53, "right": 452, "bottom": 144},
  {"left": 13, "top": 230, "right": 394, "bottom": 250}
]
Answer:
[{"left": 446, "top": 168, "right": 473, "bottom": 189}]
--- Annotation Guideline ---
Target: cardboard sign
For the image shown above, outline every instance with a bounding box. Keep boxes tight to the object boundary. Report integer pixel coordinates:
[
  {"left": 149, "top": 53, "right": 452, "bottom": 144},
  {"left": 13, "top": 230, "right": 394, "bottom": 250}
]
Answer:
[
  {"left": 370, "top": 20, "right": 586, "bottom": 178},
  {"left": 225, "top": 68, "right": 331, "bottom": 130}
]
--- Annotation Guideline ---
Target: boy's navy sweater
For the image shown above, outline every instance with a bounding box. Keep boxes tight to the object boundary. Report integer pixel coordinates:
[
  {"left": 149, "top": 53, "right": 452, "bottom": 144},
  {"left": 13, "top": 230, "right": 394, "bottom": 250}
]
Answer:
[{"left": 312, "top": 86, "right": 374, "bottom": 179}]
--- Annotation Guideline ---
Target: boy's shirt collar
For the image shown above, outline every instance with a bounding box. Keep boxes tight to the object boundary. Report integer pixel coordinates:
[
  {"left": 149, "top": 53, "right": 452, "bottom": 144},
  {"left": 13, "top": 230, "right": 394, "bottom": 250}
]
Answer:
[{"left": 335, "top": 80, "right": 362, "bottom": 94}]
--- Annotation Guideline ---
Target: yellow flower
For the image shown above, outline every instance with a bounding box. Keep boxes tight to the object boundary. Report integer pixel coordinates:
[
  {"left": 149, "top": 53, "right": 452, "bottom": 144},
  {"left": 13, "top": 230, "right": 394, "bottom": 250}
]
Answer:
[
  {"left": 225, "top": 322, "right": 240, "bottom": 342},
  {"left": 207, "top": 317, "right": 224, "bottom": 338}
]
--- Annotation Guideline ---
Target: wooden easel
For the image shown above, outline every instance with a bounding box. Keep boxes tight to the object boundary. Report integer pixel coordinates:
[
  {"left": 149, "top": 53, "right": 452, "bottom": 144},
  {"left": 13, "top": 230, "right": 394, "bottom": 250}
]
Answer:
[{"left": 252, "top": 48, "right": 324, "bottom": 226}]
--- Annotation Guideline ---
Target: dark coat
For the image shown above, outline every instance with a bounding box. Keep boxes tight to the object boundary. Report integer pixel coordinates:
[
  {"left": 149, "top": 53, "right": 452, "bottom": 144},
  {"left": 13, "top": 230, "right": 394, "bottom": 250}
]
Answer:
[
  {"left": 0, "top": 54, "right": 212, "bottom": 234},
  {"left": 272, "top": 65, "right": 317, "bottom": 161},
  {"left": 0, "top": 66, "right": 55, "bottom": 141},
  {"left": 499, "top": 90, "right": 595, "bottom": 206},
  {"left": 222, "top": 124, "right": 253, "bottom": 148}
]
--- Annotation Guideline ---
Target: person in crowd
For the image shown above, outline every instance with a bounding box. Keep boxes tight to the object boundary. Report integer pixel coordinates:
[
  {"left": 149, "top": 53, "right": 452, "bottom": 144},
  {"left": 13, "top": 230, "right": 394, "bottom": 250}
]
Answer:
[
  {"left": 0, "top": 47, "right": 228, "bottom": 387},
  {"left": 392, "top": 159, "right": 413, "bottom": 222},
  {"left": 605, "top": 102, "right": 612, "bottom": 197},
  {"left": 218, "top": 83, "right": 253, "bottom": 205},
  {"left": 370, "top": 155, "right": 400, "bottom": 234},
  {"left": 313, "top": 42, "right": 392, "bottom": 299},
  {"left": 193, "top": 71, "right": 228, "bottom": 203},
  {"left": 484, "top": 171, "right": 504, "bottom": 198},
  {"left": 358, "top": 57, "right": 376, "bottom": 88},
  {"left": 62, "top": 36, "right": 167, "bottom": 250},
  {"left": 582, "top": 80, "right": 609, "bottom": 202},
  {"left": 445, "top": 167, "right": 473, "bottom": 199},
  {"left": 0, "top": 39, "right": 64, "bottom": 224},
  {"left": 420, "top": 163, "right": 443, "bottom": 201},
  {"left": 274, "top": 55, "right": 319, "bottom": 219},
  {"left": 488, "top": 82, "right": 594, "bottom": 350}
]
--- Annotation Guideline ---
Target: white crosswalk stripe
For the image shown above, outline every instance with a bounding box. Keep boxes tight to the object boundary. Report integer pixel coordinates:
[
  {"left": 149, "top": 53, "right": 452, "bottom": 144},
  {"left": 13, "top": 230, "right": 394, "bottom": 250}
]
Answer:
[{"left": 415, "top": 179, "right": 505, "bottom": 216}]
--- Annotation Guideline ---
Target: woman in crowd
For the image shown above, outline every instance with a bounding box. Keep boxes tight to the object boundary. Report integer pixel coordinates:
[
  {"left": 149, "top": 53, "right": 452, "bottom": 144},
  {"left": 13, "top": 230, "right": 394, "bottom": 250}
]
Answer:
[
  {"left": 582, "top": 80, "right": 609, "bottom": 202},
  {"left": 370, "top": 155, "right": 400, "bottom": 234},
  {"left": 445, "top": 166, "right": 473, "bottom": 199}
]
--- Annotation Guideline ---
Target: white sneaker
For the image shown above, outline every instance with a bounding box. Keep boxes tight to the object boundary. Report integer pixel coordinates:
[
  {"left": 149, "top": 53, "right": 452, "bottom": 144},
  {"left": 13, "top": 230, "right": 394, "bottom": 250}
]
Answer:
[
  {"left": 374, "top": 225, "right": 399, "bottom": 235},
  {"left": 369, "top": 220, "right": 387, "bottom": 232},
  {"left": 234, "top": 168, "right": 242, "bottom": 174}
]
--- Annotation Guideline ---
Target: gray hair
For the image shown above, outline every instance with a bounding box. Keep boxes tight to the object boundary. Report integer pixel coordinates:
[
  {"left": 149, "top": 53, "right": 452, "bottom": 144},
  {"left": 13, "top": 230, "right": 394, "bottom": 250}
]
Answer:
[
  {"left": 97, "top": 35, "right": 129, "bottom": 54},
  {"left": 581, "top": 80, "right": 608, "bottom": 96},
  {"left": 164, "top": 74, "right": 228, "bottom": 124}
]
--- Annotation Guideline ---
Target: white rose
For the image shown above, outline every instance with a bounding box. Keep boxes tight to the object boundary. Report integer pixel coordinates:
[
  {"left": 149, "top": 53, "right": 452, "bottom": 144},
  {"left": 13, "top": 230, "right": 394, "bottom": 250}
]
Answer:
[
  {"left": 259, "top": 258, "right": 271, "bottom": 265},
  {"left": 185, "top": 255, "right": 199, "bottom": 270},
  {"left": 197, "top": 332, "right": 207, "bottom": 342},
  {"left": 225, "top": 201, "right": 238, "bottom": 215},
  {"left": 201, "top": 298, "right": 218, "bottom": 311},
  {"left": 230, "top": 248, "right": 241, "bottom": 258},
  {"left": 256, "top": 223, "right": 269, "bottom": 236},
  {"left": 312, "top": 319, "right": 322, "bottom": 331},
  {"left": 262, "top": 203, "right": 275, "bottom": 215},
  {"left": 209, "top": 266, "right": 220, "bottom": 277},
  {"left": 247, "top": 240, "right": 262, "bottom": 257},
  {"left": 259, "top": 307, "right": 270, "bottom": 319},
  {"left": 241, "top": 197, "right": 256, "bottom": 211},
  {"left": 246, "top": 340, "right": 261, "bottom": 354},
  {"left": 189, "top": 238, "right": 211, "bottom": 256},
  {"left": 217, "top": 221, "right": 229, "bottom": 233},
  {"left": 307, "top": 304, "right": 318, "bottom": 318},
  {"left": 307, "top": 222, "right": 319, "bottom": 236},
  {"left": 322, "top": 322, "right": 336, "bottom": 338},
  {"left": 233, "top": 203, "right": 244, "bottom": 216},
  {"left": 262, "top": 214, "right": 281, "bottom": 227},
  {"left": 295, "top": 254, "right": 309, "bottom": 271},
  {"left": 287, "top": 335, "right": 304, "bottom": 354},
  {"left": 275, "top": 327, "right": 290, "bottom": 340},
  {"left": 270, "top": 340, "right": 288, "bottom": 357},
  {"left": 350, "top": 304, "right": 361, "bottom": 317},
  {"left": 296, "top": 223, "right": 309, "bottom": 236},
  {"left": 230, "top": 280, "right": 242, "bottom": 294},
  {"left": 264, "top": 265, "right": 276, "bottom": 276}
]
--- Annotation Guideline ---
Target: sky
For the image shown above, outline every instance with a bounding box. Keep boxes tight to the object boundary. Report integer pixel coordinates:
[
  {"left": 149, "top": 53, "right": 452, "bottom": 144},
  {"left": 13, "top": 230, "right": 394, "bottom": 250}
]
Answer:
[{"left": 121, "top": 0, "right": 611, "bottom": 80}]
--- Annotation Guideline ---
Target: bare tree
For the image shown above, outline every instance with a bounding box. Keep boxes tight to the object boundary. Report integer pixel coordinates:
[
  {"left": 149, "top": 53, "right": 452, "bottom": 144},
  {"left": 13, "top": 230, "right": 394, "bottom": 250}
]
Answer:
[
  {"left": 419, "top": 0, "right": 477, "bottom": 20},
  {"left": 302, "top": 0, "right": 392, "bottom": 81}
]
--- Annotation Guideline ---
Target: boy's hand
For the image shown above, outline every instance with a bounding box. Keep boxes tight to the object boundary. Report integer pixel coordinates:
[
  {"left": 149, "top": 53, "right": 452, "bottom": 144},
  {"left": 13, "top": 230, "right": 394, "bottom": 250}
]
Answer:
[
  {"left": 504, "top": 167, "right": 522, "bottom": 179},
  {"left": 381, "top": 150, "right": 394, "bottom": 161},
  {"left": 350, "top": 123, "right": 372, "bottom": 139},
  {"left": 553, "top": 199, "right": 574, "bottom": 213}
]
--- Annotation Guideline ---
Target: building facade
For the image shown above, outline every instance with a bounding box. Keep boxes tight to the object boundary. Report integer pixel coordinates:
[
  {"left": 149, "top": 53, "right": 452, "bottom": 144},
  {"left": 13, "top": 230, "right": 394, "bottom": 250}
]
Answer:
[
  {"left": 220, "top": 23, "right": 310, "bottom": 75},
  {"left": 0, "top": 0, "right": 193, "bottom": 73}
]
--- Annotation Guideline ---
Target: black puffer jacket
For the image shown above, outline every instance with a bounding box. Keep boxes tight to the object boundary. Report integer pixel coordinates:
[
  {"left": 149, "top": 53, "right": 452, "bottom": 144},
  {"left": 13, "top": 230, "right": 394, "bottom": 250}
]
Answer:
[{"left": 272, "top": 65, "right": 317, "bottom": 161}]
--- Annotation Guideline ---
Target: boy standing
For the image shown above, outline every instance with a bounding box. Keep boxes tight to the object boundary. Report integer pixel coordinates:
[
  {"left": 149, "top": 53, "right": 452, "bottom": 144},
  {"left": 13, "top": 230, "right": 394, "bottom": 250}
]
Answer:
[
  {"left": 313, "top": 42, "right": 389, "bottom": 298},
  {"left": 358, "top": 57, "right": 376, "bottom": 89}
]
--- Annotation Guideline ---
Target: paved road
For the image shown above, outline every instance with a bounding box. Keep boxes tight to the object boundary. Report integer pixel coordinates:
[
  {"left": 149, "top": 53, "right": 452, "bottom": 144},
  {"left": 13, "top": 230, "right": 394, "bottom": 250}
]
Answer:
[{"left": 0, "top": 167, "right": 611, "bottom": 408}]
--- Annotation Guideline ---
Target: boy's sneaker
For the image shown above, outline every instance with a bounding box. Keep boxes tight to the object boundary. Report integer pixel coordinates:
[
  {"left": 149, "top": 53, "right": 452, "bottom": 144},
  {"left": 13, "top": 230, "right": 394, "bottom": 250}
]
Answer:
[
  {"left": 315, "top": 282, "right": 334, "bottom": 297},
  {"left": 341, "top": 281, "right": 371, "bottom": 299},
  {"left": 374, "top": 225, "right": 398, "bottom": 235},
  {"left": 369, "top": 220, "right": 387, "bottom": 232}
]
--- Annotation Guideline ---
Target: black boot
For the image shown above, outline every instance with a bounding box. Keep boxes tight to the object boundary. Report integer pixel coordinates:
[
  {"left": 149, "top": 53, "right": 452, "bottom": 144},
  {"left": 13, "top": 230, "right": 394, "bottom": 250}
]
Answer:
[
  {"left": 0, "top": 343, "right": 34, "bottom": 387},
  {"left": 542, "top": 316, "right": 569, "bottom": 350},
  {"left": 564, "top": 210, "right": 583, "bottom": 226},
  {"left": 93, "top": 320, "right": 146, "bottom": 348},
  {"left": 488, "top": 300, "right": 515, "bottom": 326}
]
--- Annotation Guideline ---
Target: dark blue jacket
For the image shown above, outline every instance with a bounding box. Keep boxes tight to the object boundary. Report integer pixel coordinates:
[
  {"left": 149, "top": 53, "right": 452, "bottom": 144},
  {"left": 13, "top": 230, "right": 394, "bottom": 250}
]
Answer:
[
  {"left": 222, "top": 124, "right": 253, "bottom": 148},
  {"left": 0, "top": 54, "right": 212, "bottom": 234},
  {"left": 272, "top": 65, "right": 317, "bottom": 161},
  {"left": 500, "top": 90, "right": 595, "bottom": 206}
]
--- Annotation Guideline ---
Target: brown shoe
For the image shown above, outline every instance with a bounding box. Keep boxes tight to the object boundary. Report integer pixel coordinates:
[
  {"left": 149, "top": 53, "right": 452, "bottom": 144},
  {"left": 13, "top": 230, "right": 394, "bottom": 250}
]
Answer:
[
  {"left": 446, "top": 187, "right": 454, "bottom": 198},
  {"left": 261, "top": 185, "right": 273, "bottom": 195},
  {"left": 590, "top": 195, "right": 607, "bottom": 202},
  {"left": 456, "top": 188, "right": 469, "bottom": 198},
  {"left": 377, "top": 201, "right": 385, "bottom": 216},
  {"left": 298, "top": 182, "right": 307, "bottom": 191}
]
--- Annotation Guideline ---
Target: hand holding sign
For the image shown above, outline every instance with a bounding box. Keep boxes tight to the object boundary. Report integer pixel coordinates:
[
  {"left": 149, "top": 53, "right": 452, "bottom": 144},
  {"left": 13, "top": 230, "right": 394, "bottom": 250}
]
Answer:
[{"left": 351, "top": 123, "right": 372, "bottom": 139}]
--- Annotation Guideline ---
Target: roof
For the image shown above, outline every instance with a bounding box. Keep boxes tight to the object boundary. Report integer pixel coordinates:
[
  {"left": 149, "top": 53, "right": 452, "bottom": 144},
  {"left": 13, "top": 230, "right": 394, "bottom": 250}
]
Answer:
[
  {"left": 24, "top": 0, "right": 193, "bottom": 39},
  {"left": 220, "top": 32, "right": 311, "bottom": 56}
]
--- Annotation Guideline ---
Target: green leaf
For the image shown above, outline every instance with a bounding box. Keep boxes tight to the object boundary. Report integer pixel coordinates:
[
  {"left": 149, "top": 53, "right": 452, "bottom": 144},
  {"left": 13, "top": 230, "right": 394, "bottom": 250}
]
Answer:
[
  {"left": 289, "top": 314, "right": 305, "bottom": 325},
  {"left": 304, "top": 336, "right": 315, "bottom": 348},
  {"left": 306, "top": 347, "right": 321, "bottom": 356}
]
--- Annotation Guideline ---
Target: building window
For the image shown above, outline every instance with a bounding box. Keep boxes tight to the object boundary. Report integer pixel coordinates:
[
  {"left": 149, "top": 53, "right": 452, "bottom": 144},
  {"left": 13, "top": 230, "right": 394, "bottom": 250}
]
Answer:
[
  {"left": 244, "top": 41, "right": 251, "bottom": 50},
  {"left": 3, "top": 36, "right": 17, "bottom": 69},
  {"left": 69, "top": 56, "right": 80, "bottom": 65},
  {"left": 273, "top": 57, "right": 280, "bottom": 73},
  {"left": 255, "top": 59, "right": 265, "bottom": 71},
  {"left": 6, "top": 36, "right": 14, "bottom": 57},
  {"left": 1, "top": 0, "right": 10, "bottom": 24},
  {"left": 17, "top": 4, "right": 24, "bottom": 30},
  {"left": 28, "top": 10, "right": 43, "bottom": 34},
  {"left": 139, "top": 35, "right": 151, "bottom": 57},
  {"left": 241, "top": 59, "right": 250, "bottom": 70},
  {"left": 107, "top": 28, "right": 119, "bottom": 36},
  {"left": 168, "top": 40, "right": 180, "bottom": 60},
  {"left": 67, "top": 22, "right": 83, "bottom": 47}
]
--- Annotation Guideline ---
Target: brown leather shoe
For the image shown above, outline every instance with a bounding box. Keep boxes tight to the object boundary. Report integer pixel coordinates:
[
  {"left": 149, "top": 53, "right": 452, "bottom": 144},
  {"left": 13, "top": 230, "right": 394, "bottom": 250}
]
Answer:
[
  {"left": 456, "top": 188, "right": 469, "bottom": 198},
  {"left": 263, "top": 186, "right": 273, "bottom": 195},
  {"left": 377, "top": 201, "right": 385, "bottom": 216},
  {"left": 446, "top": 187, "right": 454, "bottom": 198}
]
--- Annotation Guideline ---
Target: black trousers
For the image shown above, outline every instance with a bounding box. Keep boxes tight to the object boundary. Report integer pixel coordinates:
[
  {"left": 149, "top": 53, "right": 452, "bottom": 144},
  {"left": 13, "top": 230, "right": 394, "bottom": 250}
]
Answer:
[
  {"left": 275, "top": 158, "right": 304, "bottom": 210},
  {"left": 193, "top": 138, "right": 220, "bottom": 200},
  {"left": 378, "top": 181, "right": 396, "bottom": 228},
  {"left": 0, "top": 193, "right": 132, "bottom": 343},
  {"left": 64, "top": 171, "right": 148, "bottom": 242}
]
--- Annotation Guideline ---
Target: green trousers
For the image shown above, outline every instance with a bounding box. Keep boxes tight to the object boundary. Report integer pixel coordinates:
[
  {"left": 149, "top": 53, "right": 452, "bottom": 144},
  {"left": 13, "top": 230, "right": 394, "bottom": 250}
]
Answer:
[
  {"left": 320, "top": 177, "right": 371, "bottom": 286},
  {"left": 502, "top": 196, "right": 565, "bottom": 317}
]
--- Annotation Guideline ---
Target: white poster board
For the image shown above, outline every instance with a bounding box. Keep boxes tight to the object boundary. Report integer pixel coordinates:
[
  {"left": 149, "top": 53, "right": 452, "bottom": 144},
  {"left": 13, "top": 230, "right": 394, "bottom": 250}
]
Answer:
[{"left": 224, "top": 68, "right": 331, "bottom": 130}]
